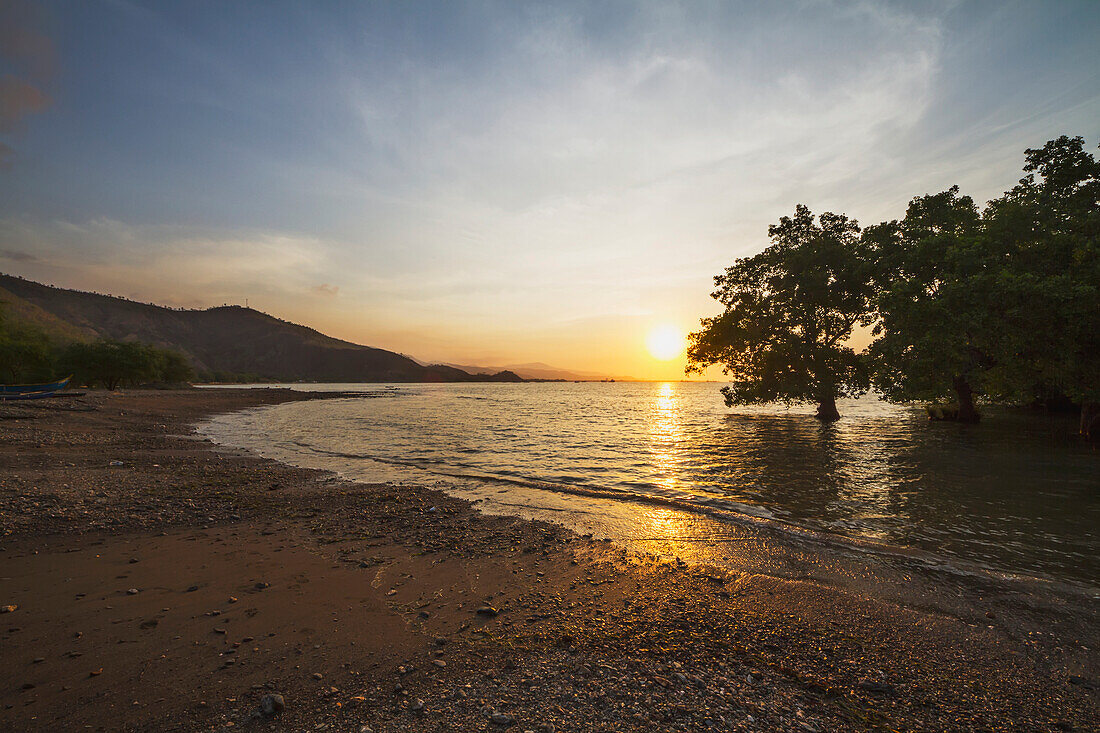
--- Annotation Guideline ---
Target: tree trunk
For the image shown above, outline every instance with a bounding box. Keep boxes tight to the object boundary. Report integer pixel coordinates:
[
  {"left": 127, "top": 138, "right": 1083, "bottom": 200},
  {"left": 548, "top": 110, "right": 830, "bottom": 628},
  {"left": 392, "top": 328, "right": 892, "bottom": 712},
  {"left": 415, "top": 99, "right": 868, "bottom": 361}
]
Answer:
[
  {"left": 816, "top": 394, "right": 841, "bottom": 422},
  {"left": 952, "top": 375, "right": 980, "bottom": 423},
  {"left": 1081, "top": 402, "right": 1100, "bottom": 442}
]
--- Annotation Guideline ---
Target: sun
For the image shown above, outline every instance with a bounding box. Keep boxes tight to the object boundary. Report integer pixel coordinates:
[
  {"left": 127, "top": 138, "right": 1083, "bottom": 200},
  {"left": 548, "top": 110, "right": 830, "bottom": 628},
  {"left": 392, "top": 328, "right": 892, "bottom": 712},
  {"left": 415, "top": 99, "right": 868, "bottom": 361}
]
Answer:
[{"left": 646, "top": 324, "right": 685, "bottom": 361}]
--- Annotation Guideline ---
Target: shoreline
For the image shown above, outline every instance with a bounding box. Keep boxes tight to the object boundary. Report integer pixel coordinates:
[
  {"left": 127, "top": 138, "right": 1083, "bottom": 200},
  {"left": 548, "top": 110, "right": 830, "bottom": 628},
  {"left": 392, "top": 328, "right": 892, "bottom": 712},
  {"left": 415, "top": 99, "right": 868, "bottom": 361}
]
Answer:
[
  {"left": 200, "top": 394, "right": 1100, "bottom": 644},
  {"left": 196, "top": 384, "right": 1098, "bottom": 593},
  {"left": 1, "top": 389, "right": 1096, "bottom": 731},
  {"left": 204, "top": 405, "right": 1100, "bottom": 597}
]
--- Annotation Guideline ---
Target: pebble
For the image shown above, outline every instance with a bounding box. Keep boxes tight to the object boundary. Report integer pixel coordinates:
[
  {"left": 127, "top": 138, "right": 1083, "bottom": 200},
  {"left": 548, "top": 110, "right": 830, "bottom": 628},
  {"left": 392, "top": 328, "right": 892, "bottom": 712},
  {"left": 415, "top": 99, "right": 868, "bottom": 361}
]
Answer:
[
  {"left": 126, "top": 588, "right": 140, "bottom": 595},
  {"left": 856, "top": 679, "right": 897, "bottom": 695},
  {"left": 490, "top": 711, "right": 515, "bottom": 726},
  {"left": 311, "top": 672, "right": 323, "bottom": 680},
  {"left": 259, "top": 693, "right": 285, "bottom": 716},
  {"left": 3, "top": 391, "right": 1084, "bottom": 733}
]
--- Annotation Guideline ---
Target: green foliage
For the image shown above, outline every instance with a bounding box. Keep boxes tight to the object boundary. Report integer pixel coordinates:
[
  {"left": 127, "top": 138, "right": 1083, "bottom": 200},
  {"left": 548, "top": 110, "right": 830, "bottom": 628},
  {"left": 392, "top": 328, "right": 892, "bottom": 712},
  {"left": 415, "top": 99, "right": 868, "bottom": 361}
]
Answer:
[
  {"left": 156, "top": 348, "right": 197, "bottom": 384},
  {"left": 981, "top": 135, "right": 1100, "bottom": 407},
  {"left": 866, "top": 186, "right": 997, "bottom": 419},
  {"left": 59, "top": 340, "right": 157, "bottom": 390},
  {"left": 0, "top": 301, "right": 55, "bottom": 383},
  {"left": 59, "top": 340, "right": 194, "bottom": 389},
  {"left": 865, "top": 137, "right": 1099, "bottom": 423},
  {"left": 691, "top": 136, "right": 1098, "bottom": 430},
  {"left": 687, "top": 205, "right": 875, "bottom": 420},
  {"left": 0, "top": 299, "right": 195, "bottom": 389},
  {"left": 1, "top": 299, "right": 195, "bottom": 388}
]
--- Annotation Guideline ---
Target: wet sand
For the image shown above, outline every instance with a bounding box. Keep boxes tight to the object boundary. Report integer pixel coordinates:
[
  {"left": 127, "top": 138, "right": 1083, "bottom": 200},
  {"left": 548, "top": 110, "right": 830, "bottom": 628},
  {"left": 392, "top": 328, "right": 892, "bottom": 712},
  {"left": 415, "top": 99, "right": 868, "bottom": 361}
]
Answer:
[{"left": 0, "top": 389, "right": 1096, "bottom": 731}]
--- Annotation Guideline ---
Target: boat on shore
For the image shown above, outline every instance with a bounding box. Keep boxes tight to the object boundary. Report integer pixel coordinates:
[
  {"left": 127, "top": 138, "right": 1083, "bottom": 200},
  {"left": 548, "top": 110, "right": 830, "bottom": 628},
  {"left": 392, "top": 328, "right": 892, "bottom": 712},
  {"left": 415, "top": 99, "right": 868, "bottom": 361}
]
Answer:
[{"left": 0, "top": 376, "right": 74, "bottom": 400}]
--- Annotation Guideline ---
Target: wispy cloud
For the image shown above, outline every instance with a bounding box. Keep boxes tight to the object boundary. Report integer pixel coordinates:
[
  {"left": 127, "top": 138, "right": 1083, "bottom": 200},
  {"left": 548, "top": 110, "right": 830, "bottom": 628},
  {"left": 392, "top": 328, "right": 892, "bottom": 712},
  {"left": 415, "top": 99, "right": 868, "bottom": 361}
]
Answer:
[
  {"left": 0, "top": 74, "right": 48, "bottom": 132},
  {"left": 1, "top": 1, "right": 1097, "bottom": 377},
  {"left": 0, "top": 0, "right": 56, "bottom": 80},
  {"left": 0, "top": 0, "right": 54, "bottom": 161},
  {"left": 0, "top": 216, "right": 330, "bottom": 308},
  {"left": 0, "top": 246, "right": 35, "bottom": 261}
]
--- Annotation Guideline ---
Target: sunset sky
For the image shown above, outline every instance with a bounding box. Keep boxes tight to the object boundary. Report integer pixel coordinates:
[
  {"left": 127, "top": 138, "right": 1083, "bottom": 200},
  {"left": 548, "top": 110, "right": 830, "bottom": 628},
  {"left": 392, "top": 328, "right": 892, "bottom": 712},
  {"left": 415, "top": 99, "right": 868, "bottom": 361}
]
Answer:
[{"left": 1, "top": 1, "right": 1098, "bottom": 379}]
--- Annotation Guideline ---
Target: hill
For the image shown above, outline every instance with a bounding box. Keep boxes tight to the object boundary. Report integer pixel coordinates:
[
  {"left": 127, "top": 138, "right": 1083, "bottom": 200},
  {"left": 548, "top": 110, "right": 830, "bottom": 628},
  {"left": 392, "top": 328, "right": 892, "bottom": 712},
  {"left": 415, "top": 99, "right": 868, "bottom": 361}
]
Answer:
[
  {"left": 0, "top": 283, "right": 92, "bottom": 344},
  {"left": 0, "top": 274, "right": 522, "bottom": 383},
  {"left": 440, "top": 360, "right": 636, "bottom": 381}
]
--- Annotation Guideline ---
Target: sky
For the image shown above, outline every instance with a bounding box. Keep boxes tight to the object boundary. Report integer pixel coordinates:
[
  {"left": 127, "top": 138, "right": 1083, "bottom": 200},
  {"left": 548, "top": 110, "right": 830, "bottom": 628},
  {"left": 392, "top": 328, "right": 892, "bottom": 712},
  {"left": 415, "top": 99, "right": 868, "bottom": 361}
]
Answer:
[{"left": 1, "top": 0, "right": 1098, "bottom": 380}]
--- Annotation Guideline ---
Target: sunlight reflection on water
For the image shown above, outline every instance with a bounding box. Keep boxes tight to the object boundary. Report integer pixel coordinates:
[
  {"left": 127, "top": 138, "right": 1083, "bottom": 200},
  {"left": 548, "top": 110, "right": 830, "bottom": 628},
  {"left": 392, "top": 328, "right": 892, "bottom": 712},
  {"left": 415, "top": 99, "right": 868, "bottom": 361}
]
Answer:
[{"left": 199, "top": 382, "right": 1098, "bottom": 587}]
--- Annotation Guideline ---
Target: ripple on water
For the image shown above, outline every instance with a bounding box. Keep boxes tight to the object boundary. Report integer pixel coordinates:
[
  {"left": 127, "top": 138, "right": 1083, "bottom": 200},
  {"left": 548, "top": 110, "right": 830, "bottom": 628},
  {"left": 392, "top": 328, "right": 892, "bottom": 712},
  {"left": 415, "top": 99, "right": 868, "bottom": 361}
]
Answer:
[{"left": 198, "top": 382, "right": 1099, "bottom": 590}]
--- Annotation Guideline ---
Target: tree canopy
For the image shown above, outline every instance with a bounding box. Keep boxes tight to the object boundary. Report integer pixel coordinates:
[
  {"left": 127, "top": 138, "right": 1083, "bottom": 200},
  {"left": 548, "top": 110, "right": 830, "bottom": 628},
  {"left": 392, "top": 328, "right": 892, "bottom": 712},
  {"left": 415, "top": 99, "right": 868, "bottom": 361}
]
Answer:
[
  {"left": 58, "top": 340, "right": 195, "bottom": 390},
  {"left": 690, "top": 135, "right": 1099, "bottom": 434},
  {"left": 686, "top": 205, "right": 875, "bottom": 421},
  {"left": 0, "top": 302, "right": 195, "bottom": 389},
  {"left": 981, "top": 136, "right": 1100, "bottom": 412},
  {"left": 0, "top": 302, "right": 55, "bottom": 383},
  {"left": 866, "top": 186, "right": 997, "bottom": 421}
]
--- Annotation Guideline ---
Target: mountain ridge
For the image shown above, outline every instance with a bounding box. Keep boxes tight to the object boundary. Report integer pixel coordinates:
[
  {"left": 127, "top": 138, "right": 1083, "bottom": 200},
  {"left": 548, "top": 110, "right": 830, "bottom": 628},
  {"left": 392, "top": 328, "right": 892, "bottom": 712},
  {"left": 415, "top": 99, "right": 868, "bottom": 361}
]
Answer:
[
  {"left": 0, "top": 274, "right": 521, "bottom": 383},
  {"left": 435, "top": 361, "right": 636, "bottom": 382}
]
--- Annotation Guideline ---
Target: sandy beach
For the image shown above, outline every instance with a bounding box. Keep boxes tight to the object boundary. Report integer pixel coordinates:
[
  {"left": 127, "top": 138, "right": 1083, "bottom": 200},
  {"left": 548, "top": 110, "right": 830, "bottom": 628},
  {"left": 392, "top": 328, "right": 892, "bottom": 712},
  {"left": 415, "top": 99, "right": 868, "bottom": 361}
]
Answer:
[{"left": 1, "top": 389, "right": 1096, "bottom": 732}]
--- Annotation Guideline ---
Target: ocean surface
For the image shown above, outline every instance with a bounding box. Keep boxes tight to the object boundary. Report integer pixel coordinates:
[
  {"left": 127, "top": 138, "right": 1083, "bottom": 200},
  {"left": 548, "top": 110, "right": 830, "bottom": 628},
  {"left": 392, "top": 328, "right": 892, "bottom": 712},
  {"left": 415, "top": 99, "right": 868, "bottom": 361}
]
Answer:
[{"left": 198, "top": 382, "right": 1098, "bottom": 590}]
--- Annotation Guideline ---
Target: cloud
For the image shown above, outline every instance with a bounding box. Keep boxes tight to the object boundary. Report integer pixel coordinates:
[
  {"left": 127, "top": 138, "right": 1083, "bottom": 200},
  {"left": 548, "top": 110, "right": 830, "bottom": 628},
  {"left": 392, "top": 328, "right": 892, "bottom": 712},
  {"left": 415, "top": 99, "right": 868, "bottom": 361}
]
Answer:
[
  {"left": 0, "top": 0, "right": 55, "bottom": 81},
  {"left": 0, "top": 216, "right": 331, "bottom": 308},
  {"left": 334, "top": 2, "right": 942, "bottom": 209},
  {"left": 1, "top": 1, "right": 1094, "bottom": 378},
  {"left": 0, "top": 246, "right": 35, "bottom": 261},
  {"left": 0, "top": 0, "right": 54, "bottom": 160},
  {"left": 0, "top": 74, "right": 48, "bottom": 132}
]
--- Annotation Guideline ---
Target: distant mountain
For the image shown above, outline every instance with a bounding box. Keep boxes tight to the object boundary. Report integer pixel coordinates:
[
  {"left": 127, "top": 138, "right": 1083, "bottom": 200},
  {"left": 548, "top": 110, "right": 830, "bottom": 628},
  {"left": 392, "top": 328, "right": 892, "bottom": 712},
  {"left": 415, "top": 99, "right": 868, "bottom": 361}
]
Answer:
[
  {"left": 0, "top": 274, "right": 521, "bottom": 383},
  {"left": 440, "top": 361, "right": 634, "bottom": 381}
]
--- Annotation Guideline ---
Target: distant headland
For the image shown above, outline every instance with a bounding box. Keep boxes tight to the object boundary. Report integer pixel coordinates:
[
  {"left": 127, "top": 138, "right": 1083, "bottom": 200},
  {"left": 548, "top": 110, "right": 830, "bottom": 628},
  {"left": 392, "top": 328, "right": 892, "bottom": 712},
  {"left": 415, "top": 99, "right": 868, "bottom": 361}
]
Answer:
[{"left": 0, "top": 273, "right": 523, "bottom": 384}]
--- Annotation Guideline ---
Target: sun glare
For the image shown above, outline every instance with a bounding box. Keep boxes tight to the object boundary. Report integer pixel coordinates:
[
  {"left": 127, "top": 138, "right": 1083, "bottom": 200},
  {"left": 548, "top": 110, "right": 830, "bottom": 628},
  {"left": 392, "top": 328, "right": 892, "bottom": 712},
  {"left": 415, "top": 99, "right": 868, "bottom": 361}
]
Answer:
[{"left": 646, "top": 325, "right": 684, "bottom": 361}]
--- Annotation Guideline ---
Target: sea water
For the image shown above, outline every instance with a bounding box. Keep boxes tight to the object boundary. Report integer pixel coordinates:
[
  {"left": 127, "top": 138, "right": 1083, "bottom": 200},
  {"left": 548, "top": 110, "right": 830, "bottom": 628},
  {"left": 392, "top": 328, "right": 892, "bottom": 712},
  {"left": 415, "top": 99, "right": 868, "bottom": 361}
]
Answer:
[{"left": 198, "top": 382, "right": 1098, "bottom": 591}]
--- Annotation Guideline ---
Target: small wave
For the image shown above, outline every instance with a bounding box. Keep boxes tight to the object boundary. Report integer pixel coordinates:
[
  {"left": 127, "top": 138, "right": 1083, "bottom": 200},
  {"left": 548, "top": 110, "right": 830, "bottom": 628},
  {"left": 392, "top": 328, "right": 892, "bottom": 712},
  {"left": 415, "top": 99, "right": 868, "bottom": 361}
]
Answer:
[
  {"left": 195, "top": 391, "right": 1100, "bottom": 596},
  {"left": 260, "top": 432, "right": 787, "bottom": 526},
  {"left": 290, "top": 441, "right": 1097, "bottom": 595}
]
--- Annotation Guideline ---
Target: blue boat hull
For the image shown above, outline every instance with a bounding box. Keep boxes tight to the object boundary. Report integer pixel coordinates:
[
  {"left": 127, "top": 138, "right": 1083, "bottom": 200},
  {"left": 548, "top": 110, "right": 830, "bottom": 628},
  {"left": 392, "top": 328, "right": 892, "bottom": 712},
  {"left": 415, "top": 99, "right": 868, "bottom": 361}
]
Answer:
[{"left": 0, "top": 376, "right": 72, "bottom": 399}]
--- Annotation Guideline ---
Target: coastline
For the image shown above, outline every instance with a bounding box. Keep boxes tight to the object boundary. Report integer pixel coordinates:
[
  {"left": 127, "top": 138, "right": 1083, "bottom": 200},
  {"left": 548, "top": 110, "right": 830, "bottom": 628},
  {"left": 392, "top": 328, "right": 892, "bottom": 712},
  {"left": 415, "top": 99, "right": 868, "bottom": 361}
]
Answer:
[{"left": 1, "top": 389, "right": 1096, "bottom": 731}]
